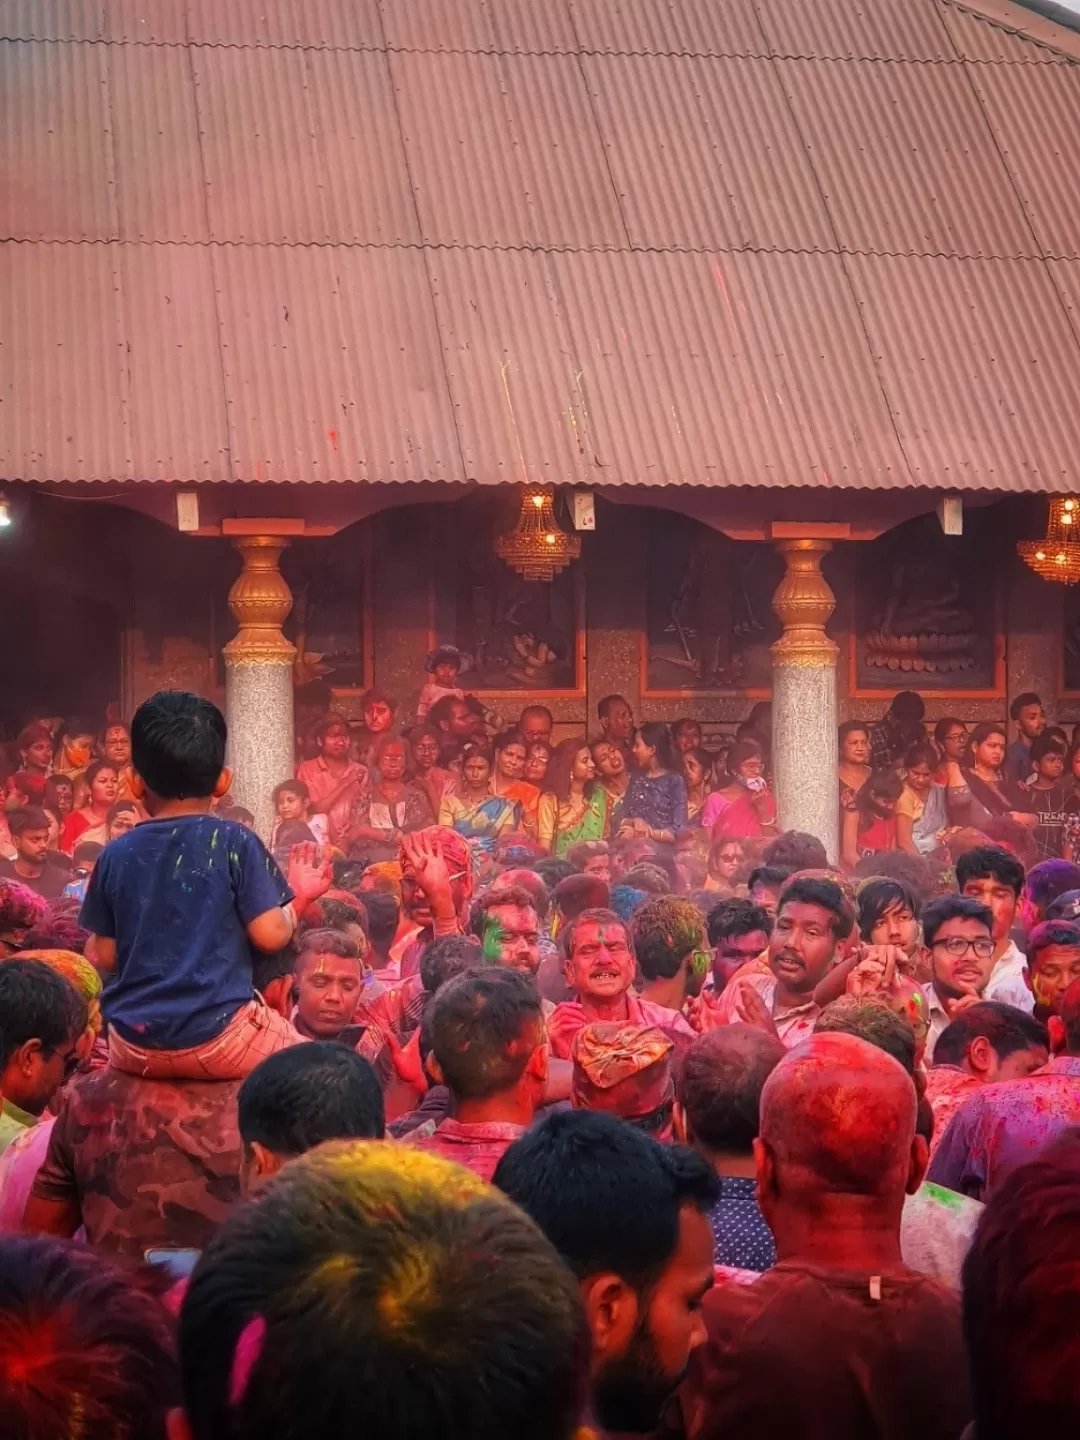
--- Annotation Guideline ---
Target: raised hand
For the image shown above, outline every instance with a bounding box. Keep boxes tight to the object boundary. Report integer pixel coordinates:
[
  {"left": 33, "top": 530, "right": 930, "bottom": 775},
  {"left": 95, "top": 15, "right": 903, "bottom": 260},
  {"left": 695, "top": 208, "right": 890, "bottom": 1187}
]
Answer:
[
  {"left": 287, "top": 841, "right": 333, "bottom": 905},
  {"left": 733, "top": 981, "right": 782, "bottom": 1042}
]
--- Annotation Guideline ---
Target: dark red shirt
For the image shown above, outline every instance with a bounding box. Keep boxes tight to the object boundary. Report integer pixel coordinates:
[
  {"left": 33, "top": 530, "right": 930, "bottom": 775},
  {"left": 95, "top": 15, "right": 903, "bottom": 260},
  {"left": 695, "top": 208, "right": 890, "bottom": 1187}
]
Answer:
[{"left": 668, "top": 1260, "right": 970, "bottom": 1440}]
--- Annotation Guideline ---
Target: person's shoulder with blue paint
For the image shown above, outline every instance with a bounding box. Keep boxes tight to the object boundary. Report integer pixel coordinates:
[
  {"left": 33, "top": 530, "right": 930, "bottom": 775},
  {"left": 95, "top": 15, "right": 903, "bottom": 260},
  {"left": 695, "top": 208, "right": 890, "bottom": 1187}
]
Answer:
[{"left": 80, "top": 691, "right": 331, "bottom": 1082}]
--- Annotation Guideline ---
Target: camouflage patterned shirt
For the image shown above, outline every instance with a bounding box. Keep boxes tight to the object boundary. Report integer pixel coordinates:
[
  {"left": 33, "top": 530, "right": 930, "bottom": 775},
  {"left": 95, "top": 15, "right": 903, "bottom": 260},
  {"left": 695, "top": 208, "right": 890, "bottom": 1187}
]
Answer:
[{"left": 31, "top": 1067, "right": 243, "bottom": 1260}]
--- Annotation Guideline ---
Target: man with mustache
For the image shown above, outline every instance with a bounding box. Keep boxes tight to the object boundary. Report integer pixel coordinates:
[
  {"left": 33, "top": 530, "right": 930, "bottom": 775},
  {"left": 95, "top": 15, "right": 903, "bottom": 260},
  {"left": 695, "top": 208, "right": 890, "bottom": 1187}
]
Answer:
[
  {"left": 547, "top": 908, "right": 693, "bottom": 1060},
  {"left": 707, "top": 877, "right": 854, "bottom": 1048},
  {"left": 919, "top": 896, "right": 997, "bottom": 1061}
]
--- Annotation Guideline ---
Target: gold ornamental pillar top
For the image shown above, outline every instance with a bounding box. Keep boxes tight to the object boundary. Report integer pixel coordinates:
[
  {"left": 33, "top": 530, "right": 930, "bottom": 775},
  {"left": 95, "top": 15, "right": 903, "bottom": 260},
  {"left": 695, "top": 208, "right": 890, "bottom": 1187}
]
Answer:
[
  {"left": 223, "top": 536, "right": 297, "bottom": 665},
  {"left": 770, "top": 538, "right": 839, "bottom": 667}
]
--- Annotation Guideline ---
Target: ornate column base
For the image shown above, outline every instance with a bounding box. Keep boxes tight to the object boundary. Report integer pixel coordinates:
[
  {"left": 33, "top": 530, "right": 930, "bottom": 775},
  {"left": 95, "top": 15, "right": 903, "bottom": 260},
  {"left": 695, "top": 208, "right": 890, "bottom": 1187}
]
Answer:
[
  {"left": 770, "top": 539, "right": 840, "bottom": 861},
  {"left": 223, "top": 537, "right": 296, "bottom": 840}
]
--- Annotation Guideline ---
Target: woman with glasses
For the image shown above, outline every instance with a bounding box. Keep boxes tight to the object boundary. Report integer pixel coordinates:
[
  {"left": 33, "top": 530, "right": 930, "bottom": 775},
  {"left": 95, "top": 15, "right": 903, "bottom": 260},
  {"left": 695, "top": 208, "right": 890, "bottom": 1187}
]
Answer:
[{"left": 932, "top": 717, "right": 968, "bottom": 785}]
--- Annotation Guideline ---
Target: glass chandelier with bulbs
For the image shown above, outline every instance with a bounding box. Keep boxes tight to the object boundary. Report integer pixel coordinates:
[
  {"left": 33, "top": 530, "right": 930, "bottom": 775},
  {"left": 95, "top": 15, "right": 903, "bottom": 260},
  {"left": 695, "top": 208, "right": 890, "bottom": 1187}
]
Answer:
[
  {"left": 495, "top": 487, "right": 581, "bottom": 582},
  {"left": 1017, "top": 497, "right": 1080, "bottom": 585}
]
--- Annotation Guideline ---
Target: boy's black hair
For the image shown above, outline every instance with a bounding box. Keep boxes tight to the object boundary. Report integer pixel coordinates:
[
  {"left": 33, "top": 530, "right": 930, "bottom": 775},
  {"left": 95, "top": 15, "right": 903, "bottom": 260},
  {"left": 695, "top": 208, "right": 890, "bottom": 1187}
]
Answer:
[
  {"left": 1031, "top": 734, "right": 1066, "bottom": 766},
  {"left": 238, "top": 1043, "right": 385, "bottom": 1153},
  {"left": 922, "top": 895, "right": 993, "bottom": 948},
  {"left": 747, "top": 864, "right": 794, "bottom": 895},
  {"left": 933, "top": 1002, "right": 1048, "bottom": 1069},
  {"left": 359, "top": 892, "right": 399, "bottom": 952},
  {"left": 706, "top": 897, "right": 773, "bottom": 946},
  {"left": 131, "top": 691, "right": 227, "bottom": 801},
  {"left": 776, "top": 876, "right": 854, "bottom": 940},
  {"left": 857, "top": 879, "right": 921, "bottom": 942},
  {"left": 419, "top": 934, "right": 484, "bottom": 994},
  {"left": 954, "top": 846, "right": 1026, "bottom": 900},
  {"left": 1009, "top": 691, "right": 1042, "bottom": 721},
  {"left": 493, "top": 1110, "right": 717, "bottom": 1289},
  {"left": 428, "top": 968, "right": 543, "bottom": 1101}
]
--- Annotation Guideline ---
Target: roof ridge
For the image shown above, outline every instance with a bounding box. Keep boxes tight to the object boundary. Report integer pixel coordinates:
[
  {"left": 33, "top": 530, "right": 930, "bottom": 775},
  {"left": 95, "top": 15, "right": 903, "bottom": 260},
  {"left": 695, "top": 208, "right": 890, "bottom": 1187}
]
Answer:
[{"left": 941, "top": 0, "right": 1080, "bottom": 62}]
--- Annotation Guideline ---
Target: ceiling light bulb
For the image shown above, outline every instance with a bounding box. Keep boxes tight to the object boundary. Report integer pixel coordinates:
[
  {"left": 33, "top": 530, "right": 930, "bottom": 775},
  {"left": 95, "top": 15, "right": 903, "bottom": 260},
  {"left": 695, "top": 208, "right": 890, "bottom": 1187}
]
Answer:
[{"left": 0, "top": 499, "right": 11, "bottom": 529}]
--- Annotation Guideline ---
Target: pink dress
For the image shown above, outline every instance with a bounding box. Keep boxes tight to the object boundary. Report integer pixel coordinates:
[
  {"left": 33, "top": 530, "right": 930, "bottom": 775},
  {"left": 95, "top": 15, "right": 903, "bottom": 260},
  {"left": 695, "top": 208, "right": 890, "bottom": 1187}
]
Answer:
[{"left": 0, "top": 1118, "right": 53, "bottom": 1232}]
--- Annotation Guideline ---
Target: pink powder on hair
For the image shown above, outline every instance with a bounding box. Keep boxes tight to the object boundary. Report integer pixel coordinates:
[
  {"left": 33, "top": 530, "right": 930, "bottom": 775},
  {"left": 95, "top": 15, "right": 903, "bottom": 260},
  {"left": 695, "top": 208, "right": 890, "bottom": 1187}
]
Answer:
[{"left": 229, "top": 1315, "right": 266, "bottom": 1407}]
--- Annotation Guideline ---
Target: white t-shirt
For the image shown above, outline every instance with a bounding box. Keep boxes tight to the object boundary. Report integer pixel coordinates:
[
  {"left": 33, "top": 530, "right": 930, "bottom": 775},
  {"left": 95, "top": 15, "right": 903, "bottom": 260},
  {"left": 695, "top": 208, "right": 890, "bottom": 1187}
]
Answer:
[{"left": 984, "top": 939, "right": 1034, "bottom": 1014}]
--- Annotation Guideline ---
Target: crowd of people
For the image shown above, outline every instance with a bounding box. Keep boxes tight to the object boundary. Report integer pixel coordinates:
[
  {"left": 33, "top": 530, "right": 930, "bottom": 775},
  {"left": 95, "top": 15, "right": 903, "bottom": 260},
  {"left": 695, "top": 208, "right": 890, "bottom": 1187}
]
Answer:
[{"left": 1, "top": 677, "right": 1080, "bottom": 1439}]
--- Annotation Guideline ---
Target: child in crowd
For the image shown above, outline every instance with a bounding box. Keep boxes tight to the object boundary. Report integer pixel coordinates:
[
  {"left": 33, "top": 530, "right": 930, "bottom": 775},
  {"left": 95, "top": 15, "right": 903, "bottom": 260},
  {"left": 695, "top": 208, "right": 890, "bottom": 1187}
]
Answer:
[
  {"left": 416, "top": 646, "right": 465, "bottom": 723},
  {"left": 81, "top": 691, "right": 331, "bottom": 1080},
  {"left": 62, "top": 841, "right": 102, "bottom": 904},
  {"left": 271, "top": 779, "right": 328, "bottom": 849}
]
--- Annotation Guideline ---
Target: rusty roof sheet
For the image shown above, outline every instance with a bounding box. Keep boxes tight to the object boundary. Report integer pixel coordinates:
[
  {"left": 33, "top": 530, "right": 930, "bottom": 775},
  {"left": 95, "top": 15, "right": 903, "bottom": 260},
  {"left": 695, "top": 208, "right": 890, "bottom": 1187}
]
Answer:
[
  {"left": 847, "top": 252, "right": 1080, "bottom": 489},
  {"left": 774, "top": 54, "right": 1038, "bottom": 258},
  {"left": 5, "top": 0, "right": 1080, "bottom": 491}
]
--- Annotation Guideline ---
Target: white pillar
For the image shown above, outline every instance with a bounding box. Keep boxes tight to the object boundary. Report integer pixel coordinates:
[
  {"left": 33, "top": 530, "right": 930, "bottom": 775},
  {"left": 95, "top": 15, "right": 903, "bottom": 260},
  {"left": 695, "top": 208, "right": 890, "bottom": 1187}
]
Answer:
[
  {"left": 770, "top": 539, "right": 839, "bottom": 861},
  {"left": 223, "top": 536, "right": 296, "bottom": 841}
]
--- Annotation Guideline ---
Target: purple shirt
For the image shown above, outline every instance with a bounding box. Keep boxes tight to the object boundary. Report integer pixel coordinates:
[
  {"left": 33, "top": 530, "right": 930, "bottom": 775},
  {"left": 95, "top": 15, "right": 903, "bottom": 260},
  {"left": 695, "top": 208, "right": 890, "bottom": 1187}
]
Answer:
[{"left": 927, "top": 1056, "right": 1080, "bottom": 1203}]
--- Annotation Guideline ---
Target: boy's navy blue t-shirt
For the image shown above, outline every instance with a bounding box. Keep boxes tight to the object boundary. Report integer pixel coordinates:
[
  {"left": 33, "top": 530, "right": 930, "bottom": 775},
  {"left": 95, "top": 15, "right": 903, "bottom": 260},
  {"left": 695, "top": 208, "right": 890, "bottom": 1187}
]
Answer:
[{"left": 80, "top": 814, "right": 292, "bottom": 1050}]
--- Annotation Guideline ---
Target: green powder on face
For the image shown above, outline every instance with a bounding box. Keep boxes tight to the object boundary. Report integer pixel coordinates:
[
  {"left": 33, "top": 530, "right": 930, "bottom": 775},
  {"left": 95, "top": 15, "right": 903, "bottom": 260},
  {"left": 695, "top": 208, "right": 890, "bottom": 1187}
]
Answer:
[{"left": 482, "top": 916, "right": 505, "bottom": 963}]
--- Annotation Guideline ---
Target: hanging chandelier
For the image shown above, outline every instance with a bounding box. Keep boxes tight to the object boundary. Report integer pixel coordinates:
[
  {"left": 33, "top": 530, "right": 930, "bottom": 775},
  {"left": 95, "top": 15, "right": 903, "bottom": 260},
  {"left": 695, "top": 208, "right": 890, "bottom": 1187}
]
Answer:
[
  {"left": 495, "top": 486, "right": 581, "bottom": 583},
  {"left": 1017, "top": 497, "right": 1080, "bottom": 585}
]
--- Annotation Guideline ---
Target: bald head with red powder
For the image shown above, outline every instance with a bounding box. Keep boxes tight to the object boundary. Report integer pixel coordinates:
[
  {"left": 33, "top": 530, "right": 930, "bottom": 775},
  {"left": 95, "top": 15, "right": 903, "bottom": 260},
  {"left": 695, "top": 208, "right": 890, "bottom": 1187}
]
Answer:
[{"left": 756, "top": 1033, "right": 927, "bottom": 1271}]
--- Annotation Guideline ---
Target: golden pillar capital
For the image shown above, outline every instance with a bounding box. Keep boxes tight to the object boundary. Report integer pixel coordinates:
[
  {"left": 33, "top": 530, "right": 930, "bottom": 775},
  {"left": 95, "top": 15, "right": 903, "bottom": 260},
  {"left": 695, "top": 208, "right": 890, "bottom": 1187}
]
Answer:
[
  {"left": 223, "top": 535, "right": 297, "bottom": 666},
  {"left": 770, "top": 538, "right": 839, "bottom": 668}
]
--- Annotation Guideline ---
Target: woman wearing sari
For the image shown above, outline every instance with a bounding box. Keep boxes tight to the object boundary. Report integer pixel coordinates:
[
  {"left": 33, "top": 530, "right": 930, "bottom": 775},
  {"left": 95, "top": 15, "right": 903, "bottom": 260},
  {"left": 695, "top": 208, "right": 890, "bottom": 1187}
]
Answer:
[
  {"left": 438, "top": 744, "right": 521, "bottom": 858},
  {"left": 538, "top": 738, "right": 611, "bottom": 857},
  {"left": 681, "top": 747, "right": 713, "bottom": 825},
  {"left": 701, "top": 742, "right": 778, "bottom": 843},
  {"left": 945, "top": 722, "right": 1036, "bottom": 835}
]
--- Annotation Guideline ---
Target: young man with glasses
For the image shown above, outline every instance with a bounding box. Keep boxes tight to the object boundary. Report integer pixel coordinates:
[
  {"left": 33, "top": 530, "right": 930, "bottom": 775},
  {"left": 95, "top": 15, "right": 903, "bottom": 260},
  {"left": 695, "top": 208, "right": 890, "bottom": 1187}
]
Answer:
[
  {"left": 0, "top": 959, "right": 88, "bottom": 1157},
  {"left": 920, "top": 895, "right": 996, "bottom": 1062}
]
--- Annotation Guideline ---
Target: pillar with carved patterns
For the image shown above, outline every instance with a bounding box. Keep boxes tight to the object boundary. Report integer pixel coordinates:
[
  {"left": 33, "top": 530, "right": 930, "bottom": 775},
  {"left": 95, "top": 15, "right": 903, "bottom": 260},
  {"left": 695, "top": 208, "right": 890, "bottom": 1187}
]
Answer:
[
  {"left": 770, "top": 538, "right": 839, "bottom": 861},
  {"left": 223, "top": 536, "right": 296, "bottom": 839}
]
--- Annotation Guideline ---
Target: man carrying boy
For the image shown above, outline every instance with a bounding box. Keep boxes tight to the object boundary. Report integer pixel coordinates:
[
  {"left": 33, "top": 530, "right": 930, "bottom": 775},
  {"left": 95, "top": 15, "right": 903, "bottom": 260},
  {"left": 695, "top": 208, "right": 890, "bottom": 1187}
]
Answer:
[{"left": 81, "top": 691, "right": 331, "bottom": 1080}]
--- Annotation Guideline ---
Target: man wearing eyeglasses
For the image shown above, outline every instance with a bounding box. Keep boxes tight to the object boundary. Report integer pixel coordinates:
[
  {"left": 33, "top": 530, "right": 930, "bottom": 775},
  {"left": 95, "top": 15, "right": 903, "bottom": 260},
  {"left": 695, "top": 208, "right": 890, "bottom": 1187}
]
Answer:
[
  {"left": 0, "top": 959, "right": 87, "bottom": 1158},
  {"left": 920, "top": 896, "right": 997, "bottom": 1063}
]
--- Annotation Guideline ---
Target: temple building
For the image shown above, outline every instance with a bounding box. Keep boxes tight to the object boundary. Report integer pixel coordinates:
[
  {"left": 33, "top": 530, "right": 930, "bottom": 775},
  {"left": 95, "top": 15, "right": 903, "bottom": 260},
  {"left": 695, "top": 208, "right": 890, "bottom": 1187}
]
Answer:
[{"left": 4, "top": 0, "right": 1080, "bottom": 851}]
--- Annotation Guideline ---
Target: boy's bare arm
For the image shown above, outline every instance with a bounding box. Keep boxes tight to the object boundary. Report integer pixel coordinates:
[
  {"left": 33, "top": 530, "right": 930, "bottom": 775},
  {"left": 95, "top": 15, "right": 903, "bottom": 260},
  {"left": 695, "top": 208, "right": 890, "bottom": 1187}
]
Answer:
[{"left": 87, "top": 934, "right": 117, "bottom": 976}]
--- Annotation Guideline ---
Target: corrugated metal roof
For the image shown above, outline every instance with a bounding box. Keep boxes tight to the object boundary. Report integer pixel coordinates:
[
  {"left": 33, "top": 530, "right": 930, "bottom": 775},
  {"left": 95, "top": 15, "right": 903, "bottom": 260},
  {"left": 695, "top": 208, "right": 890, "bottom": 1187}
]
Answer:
[
  {"left": 5, "top": 0, "right": 1080, "bottom": 491},
  {"left": 847, "top": 252, "right": 1080, "bottom": 489},
  {"left": 383, "top": 0, "right": 581, "bottom": 54},
  {"left": 775, "top": 54, "right": 1038, "bottom": 258},
  {"left": 580, "top": 53, "right": 836, "bottom": 252},
  {"left": 940, "top": 2, "right": 1072, "bottom": 58},
  {"left": 755, "top": 0, "right": 956, "bottom": 60},
  {"left": 545, "top": 248, "right": 910, "bottom": 488},
  {"left": 389, "top": 50, "right": 626, "bottom": 248},
  {"left": 212, "top": 244, "right": 462, "bottom": 484},
  {"left": 0, "top": 243, "right": 128, "bottom": 480},
  {"left": 967, "top": 60, "right": 1080, "bottom": 257},
  {"left": 567, "top": 0, "right": 769, "bottom": 57},
  {"left": 1, "top": 40, "right": 117, "bottom": 241}
]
